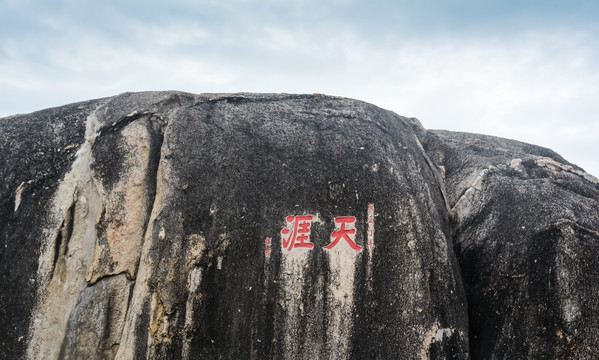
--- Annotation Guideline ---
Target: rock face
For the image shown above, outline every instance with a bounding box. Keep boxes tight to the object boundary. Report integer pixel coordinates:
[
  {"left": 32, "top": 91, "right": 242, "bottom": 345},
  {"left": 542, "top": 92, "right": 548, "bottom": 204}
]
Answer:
[{"left": 0, "top": 92, "right": 597, "bottom": 359}]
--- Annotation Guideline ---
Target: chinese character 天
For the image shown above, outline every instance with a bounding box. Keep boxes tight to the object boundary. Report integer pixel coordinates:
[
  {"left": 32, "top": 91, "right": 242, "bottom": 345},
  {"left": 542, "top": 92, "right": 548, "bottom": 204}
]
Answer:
[{"left": 324, "top": 216, "right": 361, "bottom": 251}]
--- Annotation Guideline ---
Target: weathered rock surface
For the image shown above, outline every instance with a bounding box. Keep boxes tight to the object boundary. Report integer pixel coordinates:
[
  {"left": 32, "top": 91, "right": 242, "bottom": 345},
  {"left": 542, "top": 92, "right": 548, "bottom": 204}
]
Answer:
[
  {"left": 422, "top": 131, "right": 599, "bottom": 359},
  {"left": 0, "top": 92, "right": 597, "bottom": 359}
]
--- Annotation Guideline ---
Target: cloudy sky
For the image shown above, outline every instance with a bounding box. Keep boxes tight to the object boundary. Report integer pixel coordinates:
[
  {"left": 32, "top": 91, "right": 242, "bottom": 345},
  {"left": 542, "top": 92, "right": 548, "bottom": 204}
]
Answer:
[{"left": 1, "top": 0, "right": 598, "bottom": 176}]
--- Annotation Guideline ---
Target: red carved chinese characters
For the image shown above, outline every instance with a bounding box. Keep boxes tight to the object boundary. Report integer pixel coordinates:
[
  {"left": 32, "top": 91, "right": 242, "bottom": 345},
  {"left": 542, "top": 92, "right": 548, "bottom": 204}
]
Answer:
[
  {"left": 281, "top": 215, "right": 315, "bottom": 251},
  {"left": 272, "top": 207, "right": 374, "bottom": 256},
  {"left": 324, "top": 216, "right": 362, "bottom": 251},
  {"left": 367, "top": 203, "right": 375, "bottom": 249},
  {"left": 264, "top": 237, "right": 272, "bottom": 258}
]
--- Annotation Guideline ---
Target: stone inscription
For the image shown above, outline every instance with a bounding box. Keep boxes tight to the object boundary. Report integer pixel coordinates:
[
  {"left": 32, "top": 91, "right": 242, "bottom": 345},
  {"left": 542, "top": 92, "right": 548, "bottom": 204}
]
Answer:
[
  {"left": 324, "top": 216, "right": 360, "bottom": 251},
  {"left": 282, "top": 215, "right": 315, "bottom": 250},
  {"left": 367, "top": 203, "right": 375, "bottom": 249},
  {"left": 264, "top": 237, "right": 273, "bottom": 258},
  {"left": 266, "top": 204, "right": 375, "bottom": 257}
]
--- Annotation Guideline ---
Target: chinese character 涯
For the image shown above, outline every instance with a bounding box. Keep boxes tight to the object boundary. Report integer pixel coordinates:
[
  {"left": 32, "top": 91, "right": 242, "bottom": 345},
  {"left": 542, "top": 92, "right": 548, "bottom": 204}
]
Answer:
[{"left": 281, "top": 215, "right": 314, "bottom": 251}]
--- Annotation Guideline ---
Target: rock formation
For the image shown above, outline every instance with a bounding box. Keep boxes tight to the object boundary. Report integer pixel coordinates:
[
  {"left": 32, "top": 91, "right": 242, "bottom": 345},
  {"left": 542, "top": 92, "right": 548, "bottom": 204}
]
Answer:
[{"left": 0, "top": 92, "right": 597, "bottom": 359}]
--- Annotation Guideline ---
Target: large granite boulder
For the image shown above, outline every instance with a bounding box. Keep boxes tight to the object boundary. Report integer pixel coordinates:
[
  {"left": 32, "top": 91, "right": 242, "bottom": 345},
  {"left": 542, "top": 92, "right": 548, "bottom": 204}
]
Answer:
[{"left": 0, "top": 92, "right": 597, "bottom": 359}]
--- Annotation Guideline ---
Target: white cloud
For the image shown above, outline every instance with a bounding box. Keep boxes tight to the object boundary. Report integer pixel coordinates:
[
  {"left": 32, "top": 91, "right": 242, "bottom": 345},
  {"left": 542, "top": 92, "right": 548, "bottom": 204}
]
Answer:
[
  {"left": 127, "top": 22, "right": 211, "bottom": 48},
  {"left": 0, "top": 3, "right": 597, "bottom": 176},
  {"left": 265, "top": 28, "right": 599, "bottom": 175}
]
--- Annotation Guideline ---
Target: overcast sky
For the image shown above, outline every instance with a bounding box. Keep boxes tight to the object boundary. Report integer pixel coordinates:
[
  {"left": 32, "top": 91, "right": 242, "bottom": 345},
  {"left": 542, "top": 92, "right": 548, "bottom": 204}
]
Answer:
[{"left": 1, "top": 0, "right": 598, "bottom": 176}]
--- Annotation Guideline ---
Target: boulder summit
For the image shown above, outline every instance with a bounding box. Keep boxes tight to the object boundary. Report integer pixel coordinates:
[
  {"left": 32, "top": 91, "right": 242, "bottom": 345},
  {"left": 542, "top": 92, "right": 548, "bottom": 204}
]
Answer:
[{"left": 1, "top": 92, "right": 598, "bottom": 359}]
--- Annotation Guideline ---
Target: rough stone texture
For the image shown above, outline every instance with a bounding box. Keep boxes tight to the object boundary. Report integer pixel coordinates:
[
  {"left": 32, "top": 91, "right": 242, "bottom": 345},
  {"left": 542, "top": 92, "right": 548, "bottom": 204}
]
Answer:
[
  {"left": 0, "top": 92, "right": 597, "bottom": 359},
  {"left": 59, "top": 273, "right": 133, "bottom": 359},
  {"left": 0, "top": 99, "right": 100, "bottom": 358},
  {"left": 422, "top": 131, "right": 599, "bottom": 359}
]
